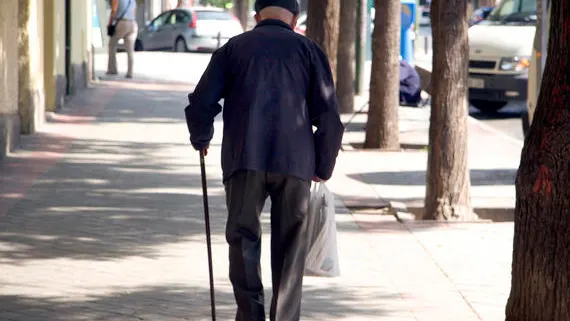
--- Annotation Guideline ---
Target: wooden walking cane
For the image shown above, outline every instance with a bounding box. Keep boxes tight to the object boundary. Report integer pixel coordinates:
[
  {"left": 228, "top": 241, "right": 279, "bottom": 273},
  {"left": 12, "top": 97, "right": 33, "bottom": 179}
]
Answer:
[{"left": 199, "top": 150, "right": 216, "bottom": 321}]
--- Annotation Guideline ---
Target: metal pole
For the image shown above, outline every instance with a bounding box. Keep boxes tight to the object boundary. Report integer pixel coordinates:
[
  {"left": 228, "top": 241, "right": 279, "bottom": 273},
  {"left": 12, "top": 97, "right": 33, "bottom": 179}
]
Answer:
[
  {"left": 539, "top": 0, "right": 550, "bottom": 79},
  {"left": 199, "top": 150, "right": 216, "bottom": 321},
  {"left": 355, "top": 0, "right": 368, "bottom": 95},
  {"left": 217, "top": 32, "right": 221, "bottom": 49}
]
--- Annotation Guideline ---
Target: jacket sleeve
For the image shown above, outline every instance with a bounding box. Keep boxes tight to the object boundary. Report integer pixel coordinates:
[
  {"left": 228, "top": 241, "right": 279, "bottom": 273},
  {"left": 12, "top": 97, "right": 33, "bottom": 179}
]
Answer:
[
  {"left": 308, "top": 45, "right": 345, "bottom": 181},
  {"left": 184, "top": 46, "right": 227, "bottom": 150}
]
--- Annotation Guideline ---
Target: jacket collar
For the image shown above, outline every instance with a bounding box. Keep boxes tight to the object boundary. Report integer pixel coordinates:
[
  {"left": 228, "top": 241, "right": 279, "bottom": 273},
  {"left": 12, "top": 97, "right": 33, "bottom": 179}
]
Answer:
[{"left": 255, "top": 19, "right": 293, "bottom": 31}]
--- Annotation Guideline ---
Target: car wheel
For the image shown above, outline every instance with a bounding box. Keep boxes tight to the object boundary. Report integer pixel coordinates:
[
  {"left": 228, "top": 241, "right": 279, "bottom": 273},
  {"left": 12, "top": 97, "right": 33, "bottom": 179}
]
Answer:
[
  {"left": 135, "top": 39, "right": 143, "bottom": 52},
  {"left": 469, "top": 100, "right": 508, "bottom": 113},
  {"left": 175, "top": 37, "right": 188, "bottom": 53}
]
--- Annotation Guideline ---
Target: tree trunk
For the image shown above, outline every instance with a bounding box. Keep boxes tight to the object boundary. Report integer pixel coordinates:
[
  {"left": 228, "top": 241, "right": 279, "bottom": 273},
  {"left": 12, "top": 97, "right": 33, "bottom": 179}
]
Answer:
[
  {"left": 363, "top": 0, "right": 400, "bottom": 150},
  {"left": 505, "top": 1, "right": 570, "bottom": 320},
  {"left": 233, "top": 0, "right": 249, "bottom": 30},
  {"left": 336, "top": 0, "right": 357, "bottom": 114},
  {"left": 306, "top": 0, "right": 340, "bottom": 82},
  {"left": 422, "top": 0, "right": 473, "bottom": 220}
]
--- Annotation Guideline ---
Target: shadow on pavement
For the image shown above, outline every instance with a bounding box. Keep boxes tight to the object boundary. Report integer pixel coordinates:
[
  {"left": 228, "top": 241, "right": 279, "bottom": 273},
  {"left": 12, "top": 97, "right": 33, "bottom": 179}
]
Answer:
[
  {"left": 469, "top": 101, "right": 526, "bottom": 120},
  {"left": 0, "top": 135, "right": 227, "bottom": 264},
  {"left": 0, "top": 284, "right": 399, "bottom": 321},
  {"left": 94, "top": 87, "right": 189, "bottom": 124}
]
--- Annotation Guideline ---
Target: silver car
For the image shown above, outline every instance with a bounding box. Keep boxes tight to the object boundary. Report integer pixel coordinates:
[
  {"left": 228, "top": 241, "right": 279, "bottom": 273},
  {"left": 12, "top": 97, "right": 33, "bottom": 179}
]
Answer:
[{"left": 136, "top": 7, "right": 244, "bottom": 52}]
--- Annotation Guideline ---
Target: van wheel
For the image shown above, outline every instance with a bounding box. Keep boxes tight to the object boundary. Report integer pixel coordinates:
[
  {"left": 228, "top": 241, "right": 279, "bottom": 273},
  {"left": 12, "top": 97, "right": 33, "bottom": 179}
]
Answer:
[
  {"left": 469, "top": 100, "right": 508, "bottom": 113},
  {"left": 135, "top": 39, "right": 143, "bottom": 51},
  {"left": 174, "top": 37, "right": 188, "bottom": 52}
]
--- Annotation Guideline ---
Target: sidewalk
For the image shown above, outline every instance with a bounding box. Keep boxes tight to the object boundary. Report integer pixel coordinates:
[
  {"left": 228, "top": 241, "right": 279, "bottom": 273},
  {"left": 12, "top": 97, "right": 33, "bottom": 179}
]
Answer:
[
  {"left": 0, "top": 52, "right": 518, "bottom": 320},
  {"left": 337, "top": 104, "right": 521, "bottom": 217}
]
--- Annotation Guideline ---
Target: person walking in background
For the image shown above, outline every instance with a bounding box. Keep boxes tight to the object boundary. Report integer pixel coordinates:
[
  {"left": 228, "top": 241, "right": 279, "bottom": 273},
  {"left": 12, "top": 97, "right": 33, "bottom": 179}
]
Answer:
[
  {"left": 184, "top": 0, "right": 344, "bottom": 320},
  {"left": 107, "top": 0, "right": 138, "bottom": 78}
]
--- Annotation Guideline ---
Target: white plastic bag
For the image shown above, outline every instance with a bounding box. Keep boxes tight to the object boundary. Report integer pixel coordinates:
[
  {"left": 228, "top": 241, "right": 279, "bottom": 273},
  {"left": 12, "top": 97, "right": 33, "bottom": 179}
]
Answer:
[{"left": 304, "top": 182, "right": 340, "bottom": 277}]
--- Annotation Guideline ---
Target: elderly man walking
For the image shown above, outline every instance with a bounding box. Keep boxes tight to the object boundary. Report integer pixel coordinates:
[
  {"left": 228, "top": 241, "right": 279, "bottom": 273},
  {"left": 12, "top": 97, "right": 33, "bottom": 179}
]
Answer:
[{"left": 184, "top": 1, "right": 344, "bottom": 320}]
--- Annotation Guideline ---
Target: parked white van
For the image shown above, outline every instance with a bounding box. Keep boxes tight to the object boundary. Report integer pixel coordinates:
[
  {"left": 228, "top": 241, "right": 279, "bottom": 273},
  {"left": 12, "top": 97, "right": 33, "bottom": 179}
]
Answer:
[
  {"left": 467, "top": 0, "right": 537, "bottom": 112},
  {"left": 522, "top": 1, "right": 550, "bottom": 135}
]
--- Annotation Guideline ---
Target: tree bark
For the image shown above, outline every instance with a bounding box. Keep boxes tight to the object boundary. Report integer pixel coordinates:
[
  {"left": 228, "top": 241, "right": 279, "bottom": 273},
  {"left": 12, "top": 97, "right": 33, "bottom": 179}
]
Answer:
[
  {"left": 336, "top": 0, "right": 357, "bottom": 114},
  {"left": 233, "top": 0, "right": 249, "bottom": 30},
  {"left": 306, "top": 0, "right": 340, "bottom": 83},
  {"left": 363, "top": 0, "right": 400, "bottom": 150},
  {"left": 422, "top": 0, "right": 473, "bottom": 220},
  {"left": 505, "top": 1, "right": 570, "bottom": 320}
]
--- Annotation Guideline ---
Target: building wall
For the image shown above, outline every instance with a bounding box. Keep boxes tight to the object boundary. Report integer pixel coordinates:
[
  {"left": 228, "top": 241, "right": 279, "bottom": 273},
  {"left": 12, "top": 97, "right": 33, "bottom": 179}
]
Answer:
[
  {"left": 70, "top": 0, "right": 92, "bottom": 94},
  {"left": 44, "top": 0, "right": 67, "bottom": 112},
  {"left": 19, "top": 0, "right": 46, "bottom": 134},
  {"left": 151, "top": 0, "right": 165, "bottom": 19},
  {"left": 1, "top": 0, "right": 95, "bottom": 160},
  {"left": 0, "top": 0, "right": 21, "bottom": 158}
]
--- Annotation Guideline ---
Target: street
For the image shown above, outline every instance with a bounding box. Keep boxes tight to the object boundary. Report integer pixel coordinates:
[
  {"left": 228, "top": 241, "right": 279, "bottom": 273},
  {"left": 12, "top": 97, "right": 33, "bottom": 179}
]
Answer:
[
  {"left": 469, "top": 102, "right": 525, "bottom": 142},
  {"left": 417, "top": 25, "right": 526, "bottom": 143}
]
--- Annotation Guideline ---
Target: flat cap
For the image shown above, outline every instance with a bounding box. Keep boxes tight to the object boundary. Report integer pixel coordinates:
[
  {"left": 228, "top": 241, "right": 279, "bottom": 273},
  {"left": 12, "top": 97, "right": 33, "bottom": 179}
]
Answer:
[{"left": 254, "top": 0, "right": 300, "bottom": 15}]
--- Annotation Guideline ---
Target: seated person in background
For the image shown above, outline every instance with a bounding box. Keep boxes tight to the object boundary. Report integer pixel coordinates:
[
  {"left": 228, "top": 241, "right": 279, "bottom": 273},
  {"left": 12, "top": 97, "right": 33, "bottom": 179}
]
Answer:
[{"left": 399, "top": 57, "right": 422, "bottom": 106}]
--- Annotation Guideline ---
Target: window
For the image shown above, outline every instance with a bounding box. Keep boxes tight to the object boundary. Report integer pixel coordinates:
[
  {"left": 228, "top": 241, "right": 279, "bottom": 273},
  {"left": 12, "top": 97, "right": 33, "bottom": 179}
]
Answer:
[
  {"left": 520, "top": 0, "right": 536, "bottom": 12},
  {"left": 173, "top": 11, "right": 191, "bottom": 24},
  {"left": 486, "top": 0, "right": 536, "bottom": 23},
  {"left": 152, "top": 12, "right": 171, "bottom": 28},
  {"left": 169, "top": 11, "right": 190, "bottom": 25},
  {"left": 491, "top": 0, "right": 536, "bottom": 17}
]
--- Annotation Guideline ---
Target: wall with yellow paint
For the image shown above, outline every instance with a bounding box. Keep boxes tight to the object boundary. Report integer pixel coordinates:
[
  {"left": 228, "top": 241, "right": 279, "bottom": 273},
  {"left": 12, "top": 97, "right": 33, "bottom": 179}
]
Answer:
[
  {"left": 19, "top": 0, "right": 46, "bottom": 134},
  {"left": 0, "top": 0, "right": 21, "bottom": 158},
  {"left": 44, "top": 0, "right": 66, "bottom": 112},
  {"left": 70, "top": 0, "right": 92, "bottom": 93}
]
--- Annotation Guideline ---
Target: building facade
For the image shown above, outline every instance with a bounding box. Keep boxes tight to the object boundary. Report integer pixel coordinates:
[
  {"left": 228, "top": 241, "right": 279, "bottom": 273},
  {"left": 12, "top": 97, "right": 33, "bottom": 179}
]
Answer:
[
  {"left": 0, "top": 0, "right": 20, "bottom": 158},
  {"left": 0, "top": 0, "right": 93, "bottom": 159}
]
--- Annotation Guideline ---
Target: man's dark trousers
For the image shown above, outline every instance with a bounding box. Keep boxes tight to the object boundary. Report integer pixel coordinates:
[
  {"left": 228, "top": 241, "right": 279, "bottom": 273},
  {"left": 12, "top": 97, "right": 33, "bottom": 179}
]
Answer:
[{"left": 225, "top": 170, "right": 310, "bottom": 321}]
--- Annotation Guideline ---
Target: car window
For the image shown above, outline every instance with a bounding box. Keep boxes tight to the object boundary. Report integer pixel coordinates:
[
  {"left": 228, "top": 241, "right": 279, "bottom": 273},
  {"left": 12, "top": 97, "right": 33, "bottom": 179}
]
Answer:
[
  {"left": 491, "top": 0, "right": 536, "bottom": 17},
  {"left": 195, "top": 11, "right": 234, "bottom": 20},
  {"left": 173, "top": 11, "right": 190, "bottom": 24},
  {"left": 152, "top": 12, "right": 172, "bottom": 28},
  {"left": 496, "top": 0, "right": 515, "bottom": 15},
  {"left": 520, "top": 0, "right": 536, "bottom": 11},
  {"left": 486, "top": 0, "right": 536, "bottom": 23},
  {"left": 168, "top": 11, "right": 189, "bottom": 25}
]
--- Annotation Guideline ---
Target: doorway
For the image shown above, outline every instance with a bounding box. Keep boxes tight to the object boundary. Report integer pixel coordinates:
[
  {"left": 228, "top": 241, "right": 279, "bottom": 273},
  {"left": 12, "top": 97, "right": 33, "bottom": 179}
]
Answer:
[{"left": 65, "top": 0, "right": 72, "bottom": 95}]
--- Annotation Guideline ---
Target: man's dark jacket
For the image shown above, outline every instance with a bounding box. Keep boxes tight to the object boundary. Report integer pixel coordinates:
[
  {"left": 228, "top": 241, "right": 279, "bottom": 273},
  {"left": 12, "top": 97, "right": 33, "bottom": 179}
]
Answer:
[{"left": 185, "top": 19, "right": 344, "bottom": 182}]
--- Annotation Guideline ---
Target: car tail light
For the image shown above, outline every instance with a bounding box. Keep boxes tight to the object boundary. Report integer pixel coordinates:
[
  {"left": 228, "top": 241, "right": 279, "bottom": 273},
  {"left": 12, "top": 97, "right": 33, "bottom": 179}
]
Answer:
[{"left": 189, "top": 11, "right": 198, "bottom": 28}]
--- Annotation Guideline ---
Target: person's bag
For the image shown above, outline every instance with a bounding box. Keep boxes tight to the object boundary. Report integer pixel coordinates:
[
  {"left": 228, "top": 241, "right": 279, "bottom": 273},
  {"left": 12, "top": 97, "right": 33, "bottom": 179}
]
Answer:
[
  {"left": 304, "top": 182, "right": 340, "bottom": 277},
  {"left": 107, "top": 0, "right": 132, "bottom": 37},
  {"left": 107, "top": 24, "right": 116, "bottom": 37}
]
